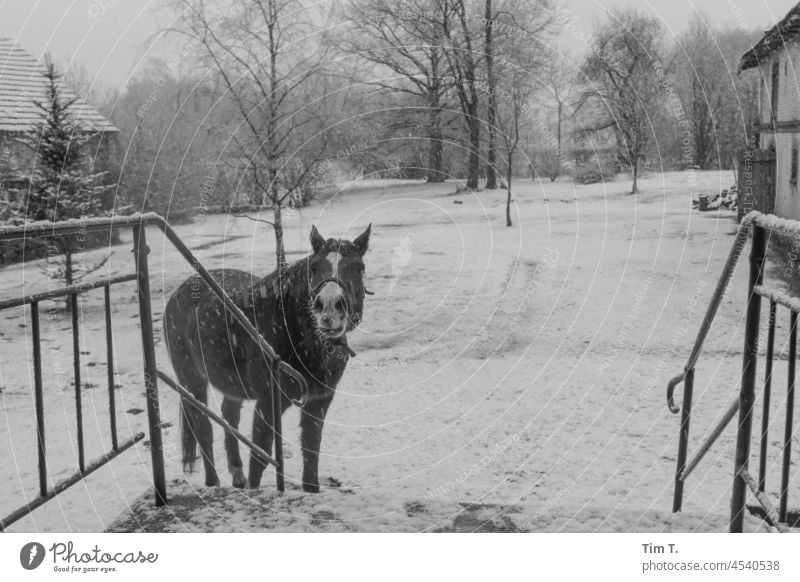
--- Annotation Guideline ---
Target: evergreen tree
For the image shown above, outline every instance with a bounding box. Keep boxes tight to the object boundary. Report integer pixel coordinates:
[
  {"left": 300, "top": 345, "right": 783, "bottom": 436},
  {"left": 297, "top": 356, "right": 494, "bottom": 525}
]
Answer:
[{"left": 10, "top": 55, "right": 111, "bottom": 288}]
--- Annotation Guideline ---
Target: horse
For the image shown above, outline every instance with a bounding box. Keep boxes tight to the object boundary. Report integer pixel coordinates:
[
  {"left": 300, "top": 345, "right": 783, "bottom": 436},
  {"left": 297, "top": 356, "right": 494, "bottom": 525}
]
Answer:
[{"left": 163, "top": 224, "right": 371, "bottom": 492}]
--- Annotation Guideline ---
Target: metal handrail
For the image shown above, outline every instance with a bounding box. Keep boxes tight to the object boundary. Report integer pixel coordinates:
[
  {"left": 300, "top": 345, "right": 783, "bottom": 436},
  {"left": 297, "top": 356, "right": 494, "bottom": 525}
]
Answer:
[
  {"left": 0, "top": 212, "right": 307, "bottom": 526},
  {"left": 667, "top": 211, "right": 800, "bottom": 531},
  {"left": 666, "top": 220, "right": 752, "bottom": 413},
  {"left": 157, "top": 371, "right": 277, "bottom": 469},
  {"left": 0, "top": 213, "right": 308, "bottom": 401}
]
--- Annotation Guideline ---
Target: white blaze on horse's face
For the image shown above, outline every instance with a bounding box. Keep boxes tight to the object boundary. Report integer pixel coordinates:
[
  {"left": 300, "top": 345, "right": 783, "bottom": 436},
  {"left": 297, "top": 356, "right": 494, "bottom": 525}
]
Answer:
[
  {"left": 312, "top": 252, "right": 348, "bottom": 336},
  {"left": 326, "top": 252, "right": 341, "bottom": 277}
]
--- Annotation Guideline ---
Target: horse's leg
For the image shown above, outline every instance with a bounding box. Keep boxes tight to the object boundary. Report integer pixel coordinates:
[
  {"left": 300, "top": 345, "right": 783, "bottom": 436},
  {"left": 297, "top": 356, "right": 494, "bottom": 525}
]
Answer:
[
  {"left": 248, "top": 396, "right": 275, "bottom": 488},
  {"left": 300, "top": 395, "right": 334, "bottom": 493},
  {"left": 179, "top": 379, "right": 219, "bottom": 487},
  {"left": 248, "top": 393, "right": 292, "bottom": 488},
  {"left": 195, "top": 388, "right": 219, "bottom": 487},
  {"left": 221, "top": 397, "right": 246, "bottom": 488}
]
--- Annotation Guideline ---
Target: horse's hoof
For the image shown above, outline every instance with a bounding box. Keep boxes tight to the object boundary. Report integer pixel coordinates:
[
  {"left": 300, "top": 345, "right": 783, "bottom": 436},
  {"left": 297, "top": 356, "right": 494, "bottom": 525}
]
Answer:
[
  {"left": 206, "top": 477, "right": 220, "bottom": 487},
  {"left": 230, "top": 467, "right": 246, "bottom": 489},
  {"left": 302, "top": 483, "right": 320, "bottom": 493}
]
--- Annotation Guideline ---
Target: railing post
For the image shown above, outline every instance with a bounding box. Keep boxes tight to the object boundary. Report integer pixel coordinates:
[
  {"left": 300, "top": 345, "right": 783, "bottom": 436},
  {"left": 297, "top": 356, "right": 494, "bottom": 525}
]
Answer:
[
  {"left": 759, "top": 301, "right": 777, "bottom": 492},
  {"left": 780, "top": 312, "right": 797, "bottom": 522},
  {"left": 673, "top": 367, "right": 694, "bottom": 512},
  {"left": 133, "top": 224, "right": 167, "bottom": 506},
  {"left": 70, "top": 291, "right": 85, "bottom": 472},
  {"left": 271, "top": 359, "right": 285, "bottom": 493},
  {"left": 104, "top": 283, "right": 119, "bottom": 451},
  {"left": 731, "top": 223, "right": 766, "bottom": 532},
  {"left": 31, "top": 301, "right": 47, "bottom": 497}
]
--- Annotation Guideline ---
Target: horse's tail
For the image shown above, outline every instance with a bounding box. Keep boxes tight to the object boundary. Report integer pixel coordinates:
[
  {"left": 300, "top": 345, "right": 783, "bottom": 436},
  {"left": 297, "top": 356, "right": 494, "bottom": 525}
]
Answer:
[
  {"left": 163, "top": 285, "right": 208, "bottom": 474},
  {"left": 180, "top": 382, "right": 206, "bottom": 473}
]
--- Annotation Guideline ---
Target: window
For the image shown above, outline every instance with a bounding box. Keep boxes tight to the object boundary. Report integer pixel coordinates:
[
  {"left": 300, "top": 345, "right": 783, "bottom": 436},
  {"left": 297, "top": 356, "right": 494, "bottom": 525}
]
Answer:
[
  {"left": 772, "top": 59, "right": 780, "bottom": 122},
  {"left": 792, "top": 141, "right": 798, "bottom": 188}
]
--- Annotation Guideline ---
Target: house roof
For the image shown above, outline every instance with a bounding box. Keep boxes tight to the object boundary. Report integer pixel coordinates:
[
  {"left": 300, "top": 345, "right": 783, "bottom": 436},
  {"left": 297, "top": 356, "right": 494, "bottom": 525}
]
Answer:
[
  {"left": 0, "top": 37, "right": 117, "bottom": 133},
  {"left": 740, "top": 2, "right": 800, "bottom": 71}
]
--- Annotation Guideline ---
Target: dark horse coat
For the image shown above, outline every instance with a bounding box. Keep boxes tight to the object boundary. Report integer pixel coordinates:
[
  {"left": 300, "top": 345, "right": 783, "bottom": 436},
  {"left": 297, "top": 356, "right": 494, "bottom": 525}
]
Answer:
[{"left": 163, "top": 225, "right": 370, "bottom": 491}]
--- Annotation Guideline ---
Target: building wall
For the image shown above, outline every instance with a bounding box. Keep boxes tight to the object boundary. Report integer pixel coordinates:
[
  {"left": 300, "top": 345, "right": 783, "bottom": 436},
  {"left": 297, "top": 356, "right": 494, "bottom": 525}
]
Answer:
[
  {"left": 769, "top": 132, "right": 800, "bottom": 219},
  {"left": 757, "top": 44, "right": 800, "bottom": 219},
  {"left": 759, "top": 42, "right": 800, "bottom": 125}
]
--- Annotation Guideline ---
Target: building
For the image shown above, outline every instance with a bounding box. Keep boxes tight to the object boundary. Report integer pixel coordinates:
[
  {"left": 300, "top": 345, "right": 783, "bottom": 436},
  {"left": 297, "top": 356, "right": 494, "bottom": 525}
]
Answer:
[
  {"left": 739, "top": 2, "right": 800, "bottom": 219},
  {"left": 0, "top": 38, "right": 119, "bottom": 263},
  {"left": 0, "top": 37, "right": 118, "bottom": 199}
]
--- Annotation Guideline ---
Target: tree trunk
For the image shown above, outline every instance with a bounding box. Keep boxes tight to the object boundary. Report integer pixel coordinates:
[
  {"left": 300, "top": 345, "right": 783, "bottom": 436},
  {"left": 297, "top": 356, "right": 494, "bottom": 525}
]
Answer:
[
  {"left": 631, "top": 155, "right": 639, "bottom": 194},
  {"left": 506, "top": 151, "right": 513, "bottom": 227},
  {"left": 484, "top": 0, "right": 497, "bottom": 190},
  {"left": 466, "top": 111, "right": 480, "bottom": 190},
  {"left": 273, "top": 201, "right": 286, "bottom": 268},
  {"left": 426, "top": 90, "right": 445, "bottom": 183},
  {"left": 427, "top": 127, "right": 444, "bottom": 183},
  {"left": 551, "top": 100, "right": 562, "bottom": 182}
]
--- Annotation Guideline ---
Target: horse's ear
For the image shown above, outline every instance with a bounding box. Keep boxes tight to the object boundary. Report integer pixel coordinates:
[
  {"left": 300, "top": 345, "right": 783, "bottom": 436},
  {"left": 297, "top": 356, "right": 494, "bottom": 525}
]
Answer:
[
  {"left": 353, "top": 223, "right": 371, "bottom": 256},
  {"left": 310, "top": 225, "right": 326, "bottom": 254}
]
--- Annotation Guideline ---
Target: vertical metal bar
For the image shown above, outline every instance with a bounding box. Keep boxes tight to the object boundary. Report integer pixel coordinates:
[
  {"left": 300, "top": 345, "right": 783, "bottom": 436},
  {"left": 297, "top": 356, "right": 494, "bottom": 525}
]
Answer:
[
  {"left": 104, "top": 283, "right": 118, "bottom": 451},
  {"left": 70, "top": 291, "right": 85, "bottom": 473},
  {"left": 759, "top": 301, "right": 777, "bottom": 492},
  {"left": 673, "top": 367, "right": 694, "bottom": 512},
  {"left": 31, "top": 301, "right": 47, "bottom": 497},
  {"left": 133, "top": 224, "right": 167, "bottom": 506},
  {"left": 271, "top": 360, "right": 285, "bottom": 492},
  {"left": 780, "top": 311, "right": 797, "bottom": 523},
  {"left": 731, "top": 224, "right": 766, "bottom": 533}
]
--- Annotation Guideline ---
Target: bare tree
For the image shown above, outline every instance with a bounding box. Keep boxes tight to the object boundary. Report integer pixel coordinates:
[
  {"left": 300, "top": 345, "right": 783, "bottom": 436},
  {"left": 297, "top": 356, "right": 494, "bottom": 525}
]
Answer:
[
  {"left": 165, "top": 0, "right": 331, "bottom": 266},
  {"left": 110, "top": 61, "right": 225, "bottom": 219},
  {"left": 339, "top": 0, "right": 450, "bottom": 183},
  {"left": 673, "top": 14, "right": 761, "bottom": 170},
  {"left": 438, "top": 0, "right": 482, "bottom": 190},
  {"left": 539, "top": 57, "right": 575, "bottom": 182},
  {"left": 496, "top": 75, "right": 524, "bottom": 226},
  {"left": 483, "top": 0, "right": 497, "bottom": 189},
  {"left": 577, "top": 9, "right": 666, "bottom": 194}
]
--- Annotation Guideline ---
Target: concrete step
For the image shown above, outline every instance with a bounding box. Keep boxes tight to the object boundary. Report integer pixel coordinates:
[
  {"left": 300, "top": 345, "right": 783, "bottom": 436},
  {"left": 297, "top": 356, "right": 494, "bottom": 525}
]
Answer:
[{"left": 107, "top": 480, "right": 770, "bottom": 533}]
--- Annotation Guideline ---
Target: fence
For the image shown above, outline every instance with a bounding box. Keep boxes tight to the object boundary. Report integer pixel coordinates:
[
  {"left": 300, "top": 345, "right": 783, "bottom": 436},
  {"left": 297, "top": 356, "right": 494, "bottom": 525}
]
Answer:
[
  {"left": 668, "top": 211, "right": 798, "bottom": 533},
  {"left": 0, "top": 213, "right": 307, "bottom": 531}
]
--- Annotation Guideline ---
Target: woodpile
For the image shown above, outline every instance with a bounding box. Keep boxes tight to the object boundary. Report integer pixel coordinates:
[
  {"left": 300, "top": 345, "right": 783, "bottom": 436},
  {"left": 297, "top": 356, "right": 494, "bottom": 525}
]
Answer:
[{"left": 693, "top": 184, "right": 737, "bottom": 212}]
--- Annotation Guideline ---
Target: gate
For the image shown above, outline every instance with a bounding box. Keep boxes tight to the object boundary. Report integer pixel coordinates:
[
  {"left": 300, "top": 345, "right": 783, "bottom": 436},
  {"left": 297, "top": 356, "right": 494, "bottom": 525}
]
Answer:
[
  {"left": 737, "top": 149, "right": 776, "bottom": 221},
  {"left": 0, "top": 213, "right": 307, "bottom": 531},
  {"left": 668, "top": 211, "right": 798, "bottom": 533}
]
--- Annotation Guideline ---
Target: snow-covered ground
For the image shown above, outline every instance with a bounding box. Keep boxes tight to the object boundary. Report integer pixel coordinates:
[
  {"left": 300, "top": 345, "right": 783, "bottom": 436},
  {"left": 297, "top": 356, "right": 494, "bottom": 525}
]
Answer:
[{"left": 0, "top": 170, "right": 795, "bottom": 532}]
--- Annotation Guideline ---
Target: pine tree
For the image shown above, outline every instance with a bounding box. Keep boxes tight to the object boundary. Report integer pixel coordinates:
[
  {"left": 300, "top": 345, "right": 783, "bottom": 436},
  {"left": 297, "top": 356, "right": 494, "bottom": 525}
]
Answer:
[{"left": 10, "top": 55, "right": 111, "bottom": 289}]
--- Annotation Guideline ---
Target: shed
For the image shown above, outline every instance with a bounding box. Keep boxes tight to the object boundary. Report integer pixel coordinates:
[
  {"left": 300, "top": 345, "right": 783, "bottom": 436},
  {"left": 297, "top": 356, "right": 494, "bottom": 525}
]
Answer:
[{"left": 739, "top": 2, "right": 800, "bottom": 219}]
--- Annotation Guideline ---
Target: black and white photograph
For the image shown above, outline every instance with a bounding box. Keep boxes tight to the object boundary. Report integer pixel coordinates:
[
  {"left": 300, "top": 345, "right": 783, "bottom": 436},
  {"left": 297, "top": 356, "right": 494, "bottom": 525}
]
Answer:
[{"left": 1, "top": 0, "right": 800, "bottom": 573}]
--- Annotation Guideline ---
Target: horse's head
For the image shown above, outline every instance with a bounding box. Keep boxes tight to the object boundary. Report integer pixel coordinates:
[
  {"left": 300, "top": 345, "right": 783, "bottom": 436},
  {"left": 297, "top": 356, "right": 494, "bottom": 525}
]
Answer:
[{"left": 306, "top": 224, "right": 371, "bottom": 338}]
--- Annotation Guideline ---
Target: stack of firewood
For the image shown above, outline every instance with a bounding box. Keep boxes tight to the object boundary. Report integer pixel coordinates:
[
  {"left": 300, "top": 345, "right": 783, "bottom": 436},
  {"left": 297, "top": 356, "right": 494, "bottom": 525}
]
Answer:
[{"left": 693, "top": 184, "right": 737, "bottom": 212}]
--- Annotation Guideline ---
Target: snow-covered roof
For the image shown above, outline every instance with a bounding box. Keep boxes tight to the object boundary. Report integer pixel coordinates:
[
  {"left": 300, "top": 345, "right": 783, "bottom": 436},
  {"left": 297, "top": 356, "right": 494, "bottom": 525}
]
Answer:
[
  {"left": 0, "top": 37, "right": 117, "bottom": 133},
  {"left": 739, "top": 2, "right": 800, "bottom": 71}
]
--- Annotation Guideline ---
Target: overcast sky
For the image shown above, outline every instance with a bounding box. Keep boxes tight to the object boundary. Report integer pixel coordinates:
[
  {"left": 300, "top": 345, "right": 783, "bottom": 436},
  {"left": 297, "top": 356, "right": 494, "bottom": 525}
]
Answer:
[{"left": 0, "top": 0, "right": 797, "bottom": 96}]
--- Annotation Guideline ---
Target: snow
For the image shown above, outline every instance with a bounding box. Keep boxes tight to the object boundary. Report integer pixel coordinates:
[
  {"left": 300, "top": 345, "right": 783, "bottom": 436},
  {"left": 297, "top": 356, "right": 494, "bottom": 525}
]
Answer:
[
  {"left": 0, "top": 212, "right": 163, "bottom": 238},
  {"left": 106, "top": 480, "right": 770, "bottom": 533},
  {"left": 1, "top": 170, "right": 797, "bottom": 532},
  {"left": 755, "top": 285, "right": 800, "bottom": 313},
  {"left": 749, "top": 211, "right": 800, "bottom": 238}
]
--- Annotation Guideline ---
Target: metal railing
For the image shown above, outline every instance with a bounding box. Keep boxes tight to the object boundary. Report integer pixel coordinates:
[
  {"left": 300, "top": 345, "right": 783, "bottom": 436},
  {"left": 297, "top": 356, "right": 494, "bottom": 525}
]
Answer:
[
  {"left": 0, "top": 213, "right": 307, "bottom": 530},
  {"left": 668, "top": 211, "right": 797, "bottom": 533}
]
